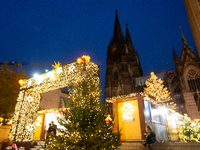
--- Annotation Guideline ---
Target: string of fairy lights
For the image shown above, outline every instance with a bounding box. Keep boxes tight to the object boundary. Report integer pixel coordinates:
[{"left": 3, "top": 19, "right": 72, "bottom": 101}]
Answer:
[
  {"left": 9, "top": 55, "right": 200, "bottom": 142},
  {"left": 106, "top": 72, "right": 200, "bottom": 142},
  {"left": 106, "top": 72, "right": 179, "bottom": 116},
  {"left": 10, "top": 55, "right": 100, "bottom": 142},
  {"left": 44, "top": 55, "right": 119, "bottom": 149},
  {"left": 144, "top": 72, "right": 172, "bottom": 103}
]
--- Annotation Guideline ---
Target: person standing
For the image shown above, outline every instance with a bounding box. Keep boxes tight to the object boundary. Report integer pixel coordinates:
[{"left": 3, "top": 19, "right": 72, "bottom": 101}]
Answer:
[
  {"left": 51, "top": 121, "right": 57, "bottom": 135},
  {"left": 46, "top": 123, "right": 52, "bottom": 140}
]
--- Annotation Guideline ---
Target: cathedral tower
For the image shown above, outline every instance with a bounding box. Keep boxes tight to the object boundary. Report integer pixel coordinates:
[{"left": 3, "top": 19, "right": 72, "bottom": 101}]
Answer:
[
  {"left": 105, "top": 10, "right": 143, "bottom": 99},
  {"left": 172, "top": 27, "right": 200, "bottom": 119}
]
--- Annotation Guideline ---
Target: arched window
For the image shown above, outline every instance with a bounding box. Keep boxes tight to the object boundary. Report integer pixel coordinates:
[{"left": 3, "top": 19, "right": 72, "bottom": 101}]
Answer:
[
  {"left": 171, "top": 76, "right": 177, "bottom": 85},
  {"left": 174, "top": 84, "right": 180, "bottom": 93},
  {"left": 187, "top": 69, "right": 200, "bottom": 91}
]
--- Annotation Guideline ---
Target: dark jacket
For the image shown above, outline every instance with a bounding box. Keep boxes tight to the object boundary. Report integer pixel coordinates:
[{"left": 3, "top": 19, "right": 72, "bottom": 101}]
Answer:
[{"left": 147, "top": 131, "right": 156, "bottom": 144}]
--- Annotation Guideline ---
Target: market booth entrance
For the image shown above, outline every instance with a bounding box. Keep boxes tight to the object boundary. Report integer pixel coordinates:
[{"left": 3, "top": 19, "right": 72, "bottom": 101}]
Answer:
[
  {"left": 108, "top": 94, "right": 180, "bottom": 142},
  {"left": 10, "top": 56, "right": 99, "bottom": 141},
  {"left": 112, "top": 96, "right": 145, "bottom": 141}
]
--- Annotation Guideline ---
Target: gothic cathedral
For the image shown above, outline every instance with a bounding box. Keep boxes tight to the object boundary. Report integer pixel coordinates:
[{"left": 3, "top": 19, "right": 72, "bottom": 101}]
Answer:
[
  {"left": 105, "top": 10, "right": 143, "bottom": 98},
  {"left": 105, "top": 10, "right": 200, "bottom": 120}
]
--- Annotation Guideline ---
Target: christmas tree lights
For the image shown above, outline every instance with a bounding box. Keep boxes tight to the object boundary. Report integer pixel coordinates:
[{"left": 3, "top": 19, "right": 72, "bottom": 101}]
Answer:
[
  {"left": 144, "top": 72, "right": 171, "bottom": 103},
  {"left": 46, "top": 56, "right": 121, "bottom": 149},
  {"left": 179, "top": 114, "right": 200, "bottom": 143},
  {"left": 105, "top": 73, "right": 200, "bottom": 143},
  {"left": 10, "top": 56, "right": 100, "bottom": 142}
]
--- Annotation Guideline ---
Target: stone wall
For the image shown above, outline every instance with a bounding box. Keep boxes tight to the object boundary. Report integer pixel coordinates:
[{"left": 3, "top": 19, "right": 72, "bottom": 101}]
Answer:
[{"left": 40, "top": 89, "right": 69, "bottom": 110}]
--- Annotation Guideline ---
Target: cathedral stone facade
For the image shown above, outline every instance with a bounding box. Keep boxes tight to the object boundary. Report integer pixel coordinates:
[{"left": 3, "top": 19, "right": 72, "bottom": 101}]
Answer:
[
  {"left": 105, "top": 10, "right": 143, "bottom": 98},
  {"left": 105, "top": 11, "right": 200, "bottom": 120}
]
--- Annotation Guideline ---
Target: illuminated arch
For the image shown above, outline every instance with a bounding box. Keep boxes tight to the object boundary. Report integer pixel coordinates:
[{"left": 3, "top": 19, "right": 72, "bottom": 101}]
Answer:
[{"left": 10, "top": 56, "right": 99, "bottom": 141}]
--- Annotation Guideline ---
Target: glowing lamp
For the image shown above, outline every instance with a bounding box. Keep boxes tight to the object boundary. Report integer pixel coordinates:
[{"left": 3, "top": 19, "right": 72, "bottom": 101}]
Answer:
[
  {"left": 77, "top": 58, "right": 83, "bottom": 64},
  {"left": 150, "top": 72, "right": 154, "bottom": 75},
  {"left": 18, "top": 79, "right": 25, "bottom": 86},
  {"left": 82, "top": 55, "right": 90, "bottom": 62},
  {"left": 35, "top": 75, "right": 45, "bottom": 84},
  {"left": 33, "top": 73, "right": 39, "bottom": 77},
  {"left": 47, "top": 71, "right": 53, "bottom": 77}
]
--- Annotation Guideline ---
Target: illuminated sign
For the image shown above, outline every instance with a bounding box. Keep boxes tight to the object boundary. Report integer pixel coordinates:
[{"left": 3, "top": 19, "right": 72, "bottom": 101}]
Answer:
[{"left": 120, "top": 102, "right": 135, "bottom": 122}]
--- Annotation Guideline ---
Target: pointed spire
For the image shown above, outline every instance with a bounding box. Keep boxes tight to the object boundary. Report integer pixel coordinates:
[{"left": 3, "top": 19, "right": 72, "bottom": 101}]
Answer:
[
  {"left": 173, "top": 46, "right": 179, "bottom": 61},
  {"left": 125, "top": 23, "right": 135, "bottom": 51},
  {"left": 180, "top": 26, "right": 188, "bottom": 46},
  {"left": 112, "top": 10, "right": 124, "bottom": 42}
]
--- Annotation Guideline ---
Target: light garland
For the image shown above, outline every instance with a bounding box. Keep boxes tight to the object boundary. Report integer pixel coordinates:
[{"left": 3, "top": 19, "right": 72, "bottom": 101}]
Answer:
[
  {"left": 105, "top": 92, "right": 143, "bottom": 102},
  {"left": 10, "top": 55, "right": 100, "bottom": 142},
  {"left": 37, "top": 108, "right": 69, "bottom": 115},
  {"left": 105, "top": 72, "right": 178, "bottom": 117},
  {"left": 106, "top": 92, "right": 183, "bottom": 119}
]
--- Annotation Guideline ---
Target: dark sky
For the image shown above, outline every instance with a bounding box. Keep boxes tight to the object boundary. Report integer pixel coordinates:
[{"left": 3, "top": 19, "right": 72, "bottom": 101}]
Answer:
[{"left": 0, "top": 0, "right": 197, "bottom": 101}]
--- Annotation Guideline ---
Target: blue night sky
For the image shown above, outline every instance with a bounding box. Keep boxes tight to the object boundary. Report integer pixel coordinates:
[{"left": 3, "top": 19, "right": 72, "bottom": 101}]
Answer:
[{"left": 0, "top": 0, "right": 197, "bottom": 101}]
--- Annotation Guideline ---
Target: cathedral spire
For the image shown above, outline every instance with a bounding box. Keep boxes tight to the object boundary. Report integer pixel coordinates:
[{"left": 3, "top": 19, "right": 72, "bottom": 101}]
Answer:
[
  {"left": 180, "top": 26, "right": 188, "bottom": 46},
  {"left": 173, "top": 46, "right": 179, "bottom": 61},
  {"left": 112, "top": 10, "right": 124, "bottom": 42},
  {"left": 125, "top": 23, "right": 135, "bottom": 51}
]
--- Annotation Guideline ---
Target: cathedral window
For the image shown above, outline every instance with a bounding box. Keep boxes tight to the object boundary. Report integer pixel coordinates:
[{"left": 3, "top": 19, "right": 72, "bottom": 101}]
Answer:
[
  {"left": 171, "top": 76, "right": 177, "bottom": 85},
  {"left": 193, "top": 93, "right": 200, "bottom": 110},
  {"left": 187, "top": 69, "right": 200, "bottom": 91},
  {"left": 174, "top": 84, "right": 180, "bottom": 93}
]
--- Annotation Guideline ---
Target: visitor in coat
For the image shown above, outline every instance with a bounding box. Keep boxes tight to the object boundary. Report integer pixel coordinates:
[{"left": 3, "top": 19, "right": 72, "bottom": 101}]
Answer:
[
  {"left": 51, "top": 121, "right": 57, "bottom": 135},
  {"left": 46, "top": 123, "right": 52, "bottom": 140},
  {"left": 143, "top": 126, "right": 156, "bottom": 149}
]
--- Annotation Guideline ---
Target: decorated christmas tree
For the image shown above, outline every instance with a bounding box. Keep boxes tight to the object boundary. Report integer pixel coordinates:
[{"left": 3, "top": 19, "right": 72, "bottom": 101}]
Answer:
[
  {"left": 144, "top": 72, "right": 171, "bottom": 103},
  {"left": 179, "top": 114, "right": 194, "bottom": 142},
  {"left": 46, "top": 56, "right": 121, "bottom": 149},
  {"left": 179, "top": 114, "right": 200, "bottom": 142}
]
